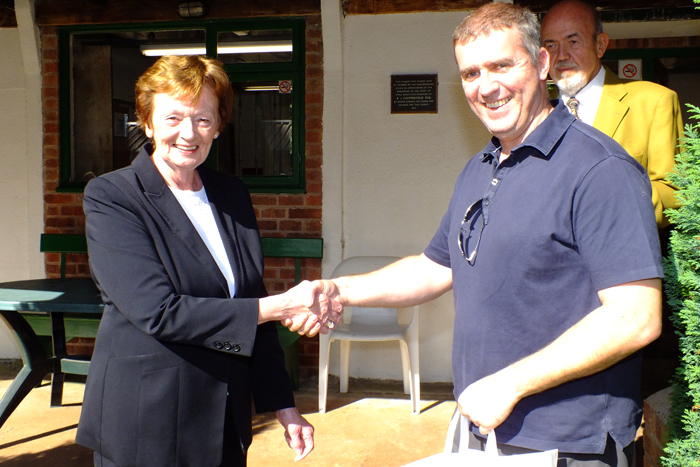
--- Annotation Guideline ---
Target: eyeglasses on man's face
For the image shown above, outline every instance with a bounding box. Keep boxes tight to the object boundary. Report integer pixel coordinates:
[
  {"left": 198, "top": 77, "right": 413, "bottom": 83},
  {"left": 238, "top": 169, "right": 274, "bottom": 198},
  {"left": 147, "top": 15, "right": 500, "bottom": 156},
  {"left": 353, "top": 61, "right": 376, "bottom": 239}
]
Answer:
[{"left": 458, "top": 198, "right": 485, "bottom": 266}]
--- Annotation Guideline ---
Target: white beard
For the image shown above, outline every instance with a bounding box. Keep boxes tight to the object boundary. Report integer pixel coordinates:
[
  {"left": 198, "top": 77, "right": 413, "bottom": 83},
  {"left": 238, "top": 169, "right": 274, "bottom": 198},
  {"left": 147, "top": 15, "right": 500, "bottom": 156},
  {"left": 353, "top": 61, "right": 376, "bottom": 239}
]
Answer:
[{"left": 554, "top": 72, "right": 588, "bottom": 97}]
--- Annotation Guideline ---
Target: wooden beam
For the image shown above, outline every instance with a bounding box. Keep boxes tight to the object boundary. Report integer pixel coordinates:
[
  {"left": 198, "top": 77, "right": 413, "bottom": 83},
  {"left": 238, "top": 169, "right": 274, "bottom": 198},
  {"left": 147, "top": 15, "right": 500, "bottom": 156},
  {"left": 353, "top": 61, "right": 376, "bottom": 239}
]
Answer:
[
  {"left": 35, "top": 0, "right": 321, "bottom": 26},
  {"left": 31, "top": 0, "right": 700, "bottom": 23},
  {"left": 342, "top": 0, "right": 696, "bottom": 15},
  {"left": 343, "top": 0, "right": 489, "bottom": 15},
  {"left": 609, "top": 36, "right": 700, "bottom": 49},
  {"left": 517, "top": 0, "right": 695, "bottom": 14}
]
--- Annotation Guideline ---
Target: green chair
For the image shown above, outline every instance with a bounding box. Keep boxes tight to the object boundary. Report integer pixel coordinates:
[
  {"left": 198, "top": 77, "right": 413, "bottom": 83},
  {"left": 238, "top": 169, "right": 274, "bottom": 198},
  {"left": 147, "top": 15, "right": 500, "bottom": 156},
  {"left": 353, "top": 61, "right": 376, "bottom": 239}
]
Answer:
[{"left": 37, "top": 233, "right": 98, "bottom": 407}]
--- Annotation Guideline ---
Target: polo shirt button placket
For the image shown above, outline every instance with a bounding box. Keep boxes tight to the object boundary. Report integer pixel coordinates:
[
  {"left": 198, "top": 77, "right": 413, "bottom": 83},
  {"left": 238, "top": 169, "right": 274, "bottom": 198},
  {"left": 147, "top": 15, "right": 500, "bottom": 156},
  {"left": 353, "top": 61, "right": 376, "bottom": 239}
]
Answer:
[
  {"left": 483, "top": 198, "right": 490, "bottom": 224},
  {"left": 483, "top": 171, "right": 504, "bottom": 223}
]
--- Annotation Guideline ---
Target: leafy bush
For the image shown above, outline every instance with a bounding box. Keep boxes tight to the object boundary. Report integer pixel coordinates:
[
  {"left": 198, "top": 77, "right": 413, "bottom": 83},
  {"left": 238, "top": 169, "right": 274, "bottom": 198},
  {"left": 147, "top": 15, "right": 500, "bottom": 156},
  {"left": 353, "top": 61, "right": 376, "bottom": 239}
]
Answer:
[{"left": 662, "top": 104, "right": 700, "bottom": 466}]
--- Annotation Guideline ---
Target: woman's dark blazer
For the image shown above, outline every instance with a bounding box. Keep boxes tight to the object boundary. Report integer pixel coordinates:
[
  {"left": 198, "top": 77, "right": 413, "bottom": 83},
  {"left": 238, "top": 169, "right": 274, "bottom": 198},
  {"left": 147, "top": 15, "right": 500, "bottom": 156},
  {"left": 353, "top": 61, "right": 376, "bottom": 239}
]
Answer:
[{"left": 76, "top": 148, "right": 294, "bottom": 467}]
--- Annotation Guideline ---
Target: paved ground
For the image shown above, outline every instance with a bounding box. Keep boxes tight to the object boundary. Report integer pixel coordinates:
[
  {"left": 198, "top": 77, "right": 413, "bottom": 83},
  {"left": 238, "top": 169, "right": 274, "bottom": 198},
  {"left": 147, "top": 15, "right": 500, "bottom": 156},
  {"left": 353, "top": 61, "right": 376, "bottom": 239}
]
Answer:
[{"left": 0, "top": 365, "right": 457, "bottom": 467}]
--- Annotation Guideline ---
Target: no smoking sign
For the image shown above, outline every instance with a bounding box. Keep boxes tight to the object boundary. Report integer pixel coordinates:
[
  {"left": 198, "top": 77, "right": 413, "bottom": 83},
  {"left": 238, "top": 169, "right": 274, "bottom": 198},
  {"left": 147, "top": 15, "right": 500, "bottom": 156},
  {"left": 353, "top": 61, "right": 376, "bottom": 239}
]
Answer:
[
  {"left": 278, "top": 80, "right": 292, "bottom": 94},
  {"left": 618, "top": 59, "right": 642, "bottom": 81}
]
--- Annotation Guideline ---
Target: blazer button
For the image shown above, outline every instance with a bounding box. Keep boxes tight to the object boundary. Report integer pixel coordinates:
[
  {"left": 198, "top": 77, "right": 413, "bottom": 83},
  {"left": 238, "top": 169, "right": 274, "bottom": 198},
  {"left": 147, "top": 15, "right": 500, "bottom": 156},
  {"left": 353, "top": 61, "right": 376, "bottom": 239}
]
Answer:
[
  {"left": 232, "top": 344, "right": 241, "bottom": 352},
  {"left": 224, "top": 342, "right": 232, "bottom": 350},
  {"left": 214, "top": 341, "right": 223, "bottom": 349}
]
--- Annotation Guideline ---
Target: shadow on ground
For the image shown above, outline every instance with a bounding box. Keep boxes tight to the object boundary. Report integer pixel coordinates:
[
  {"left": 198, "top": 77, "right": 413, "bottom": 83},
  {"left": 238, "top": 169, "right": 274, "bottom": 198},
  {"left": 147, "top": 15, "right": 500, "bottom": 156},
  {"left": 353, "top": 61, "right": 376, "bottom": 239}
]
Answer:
[{"left": 0, "top": 442, "right": 93, "bottom": 467}]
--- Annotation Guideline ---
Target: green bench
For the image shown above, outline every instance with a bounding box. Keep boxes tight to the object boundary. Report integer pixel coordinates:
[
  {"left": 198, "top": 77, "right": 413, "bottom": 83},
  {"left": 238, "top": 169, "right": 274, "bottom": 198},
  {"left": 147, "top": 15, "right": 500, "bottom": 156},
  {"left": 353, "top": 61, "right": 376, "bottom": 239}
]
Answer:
[
  {"left": 30, "top": 233, "right": 323, "bottom": 404},
  {"left": 262, "top": 237, "right": 324, "bottom": 388}
]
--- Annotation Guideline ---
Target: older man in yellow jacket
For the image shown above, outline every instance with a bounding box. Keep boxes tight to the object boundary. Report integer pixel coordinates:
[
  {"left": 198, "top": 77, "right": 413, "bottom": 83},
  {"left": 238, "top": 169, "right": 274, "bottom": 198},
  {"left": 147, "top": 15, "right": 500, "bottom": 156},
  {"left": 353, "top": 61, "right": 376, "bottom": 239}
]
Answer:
[{"left": 541, "top": 0, "right": 683, "bottom": 227}]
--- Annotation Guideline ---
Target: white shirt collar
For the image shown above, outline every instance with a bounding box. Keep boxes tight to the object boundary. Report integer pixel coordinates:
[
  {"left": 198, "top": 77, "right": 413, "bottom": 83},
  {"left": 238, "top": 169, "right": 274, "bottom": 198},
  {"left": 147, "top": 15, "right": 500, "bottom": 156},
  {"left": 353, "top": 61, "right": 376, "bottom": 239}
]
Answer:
[{"left": 561, "top": 66, "right": 606, "bottom": 125}]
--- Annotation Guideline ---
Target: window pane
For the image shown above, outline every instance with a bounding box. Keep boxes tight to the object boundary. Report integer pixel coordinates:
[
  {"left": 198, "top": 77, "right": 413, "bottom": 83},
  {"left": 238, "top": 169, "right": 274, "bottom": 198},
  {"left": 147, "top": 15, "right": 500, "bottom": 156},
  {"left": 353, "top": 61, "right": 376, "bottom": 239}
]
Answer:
[
  {"left": 63, "top": 21, "right": 304, "bottom": 191},
  {"left": 70, "top": 29, "right": 205, "bottom": 182},
  {"left": 217, "top": 29, "right": 293, "bottom": 64},
  {"left": 218, "top": 80, "right": 293, "bottom": 176}
]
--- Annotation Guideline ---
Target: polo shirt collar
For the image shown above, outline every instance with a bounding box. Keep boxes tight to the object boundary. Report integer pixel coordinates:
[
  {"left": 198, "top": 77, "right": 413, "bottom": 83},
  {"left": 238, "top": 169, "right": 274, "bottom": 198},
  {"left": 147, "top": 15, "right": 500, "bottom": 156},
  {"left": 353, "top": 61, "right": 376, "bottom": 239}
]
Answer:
[
  {"left": 481, "top": 100, "right": 575, "bottom": 163},
  {"left": 480, "top": 139, "right": 501, "bottom": 163}
]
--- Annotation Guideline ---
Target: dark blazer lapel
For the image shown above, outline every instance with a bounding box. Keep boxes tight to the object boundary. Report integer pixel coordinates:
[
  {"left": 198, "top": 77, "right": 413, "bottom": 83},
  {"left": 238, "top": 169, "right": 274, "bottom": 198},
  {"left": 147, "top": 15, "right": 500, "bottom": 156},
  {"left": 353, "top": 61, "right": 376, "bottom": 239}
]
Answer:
[
  {"left": 593, "top": 68, "right": 629, "bottom": 138},
  {"left": 131, "top": 149, "right": 230, "bottom": 296},
  {"left": 198, "top": 169, "right": 248, "bottom": 297}
]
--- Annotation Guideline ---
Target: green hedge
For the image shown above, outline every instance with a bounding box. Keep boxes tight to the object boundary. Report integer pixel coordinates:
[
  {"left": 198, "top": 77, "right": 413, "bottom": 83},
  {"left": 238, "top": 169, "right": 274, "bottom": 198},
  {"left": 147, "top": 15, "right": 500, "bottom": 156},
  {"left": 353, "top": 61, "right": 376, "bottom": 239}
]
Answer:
[{"left": 662, "top": 104, "right": 700, "bottom": 466}]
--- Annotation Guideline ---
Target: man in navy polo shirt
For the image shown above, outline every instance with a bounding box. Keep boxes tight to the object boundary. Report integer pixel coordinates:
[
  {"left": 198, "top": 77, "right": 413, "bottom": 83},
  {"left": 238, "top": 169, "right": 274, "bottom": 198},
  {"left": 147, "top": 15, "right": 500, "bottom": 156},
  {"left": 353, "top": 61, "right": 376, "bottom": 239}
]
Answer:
[{"left": 307, "top": 3, "right": 662, "bottom": 466}]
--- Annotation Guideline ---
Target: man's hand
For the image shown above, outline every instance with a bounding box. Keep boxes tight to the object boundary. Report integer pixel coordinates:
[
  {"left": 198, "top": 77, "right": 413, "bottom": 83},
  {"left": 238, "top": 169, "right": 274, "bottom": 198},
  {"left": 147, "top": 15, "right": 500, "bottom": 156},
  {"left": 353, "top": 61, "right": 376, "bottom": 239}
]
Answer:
[
  {"left": 457, "top": 367, "right": 521, "bottom": 435},
  {"left": 458, "top": 278, "right": 662, "bottom": 435},
  {"left": 278, "top": 254, "right": 453, "bottom": 337},
  {"left": 280, "top": 280, "right": 344, "bottom": 336},
  {"left": 311, "top": 279, "right": 345, "bottom": 305},
  {"left": 276, "top": 407, "right": 315, "bottom": 461},
  {"left": 259, "top": 280, "right": 343, "bottom": 337}
]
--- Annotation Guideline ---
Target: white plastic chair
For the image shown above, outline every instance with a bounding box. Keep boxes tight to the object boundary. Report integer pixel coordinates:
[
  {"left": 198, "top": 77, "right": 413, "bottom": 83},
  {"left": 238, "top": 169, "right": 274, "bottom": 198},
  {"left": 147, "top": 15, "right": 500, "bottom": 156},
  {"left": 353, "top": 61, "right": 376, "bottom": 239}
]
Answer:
[{"left": 318, "top": 256, "right": 420, "bottom": 415}]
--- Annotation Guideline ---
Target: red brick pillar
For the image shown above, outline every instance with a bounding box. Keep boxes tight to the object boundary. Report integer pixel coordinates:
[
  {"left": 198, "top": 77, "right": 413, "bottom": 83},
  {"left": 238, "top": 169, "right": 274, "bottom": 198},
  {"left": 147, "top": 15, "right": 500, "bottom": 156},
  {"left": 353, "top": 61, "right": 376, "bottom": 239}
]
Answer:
[{"left": 643, "top": 387, "right": 671, "bottom": 467}]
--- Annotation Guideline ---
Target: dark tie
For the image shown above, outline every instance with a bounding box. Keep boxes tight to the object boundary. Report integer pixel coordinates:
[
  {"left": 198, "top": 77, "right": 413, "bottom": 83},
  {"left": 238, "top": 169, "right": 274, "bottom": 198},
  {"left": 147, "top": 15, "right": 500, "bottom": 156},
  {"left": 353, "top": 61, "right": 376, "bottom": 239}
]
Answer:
[{"left": 567, "top": 97, "right": 580, "bottom": 119}]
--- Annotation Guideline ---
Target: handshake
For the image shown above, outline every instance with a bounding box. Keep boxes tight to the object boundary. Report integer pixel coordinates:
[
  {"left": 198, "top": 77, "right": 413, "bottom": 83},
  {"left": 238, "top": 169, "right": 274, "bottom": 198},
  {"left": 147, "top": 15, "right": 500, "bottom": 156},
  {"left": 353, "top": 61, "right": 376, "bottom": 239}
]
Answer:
[{"left": 259, "top": 279, "right": 344, "bottom": 338}]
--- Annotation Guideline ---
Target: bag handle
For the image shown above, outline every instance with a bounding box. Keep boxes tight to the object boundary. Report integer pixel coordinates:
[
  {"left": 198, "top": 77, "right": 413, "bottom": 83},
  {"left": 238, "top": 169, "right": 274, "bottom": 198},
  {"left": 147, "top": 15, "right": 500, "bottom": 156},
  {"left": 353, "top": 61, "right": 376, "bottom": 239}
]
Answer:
[
  {"left": 484, "top": 428, "right": 498, "bottom": 456},
  {"left": 445, "top": 410, "right": 499, "bottom": 457}
]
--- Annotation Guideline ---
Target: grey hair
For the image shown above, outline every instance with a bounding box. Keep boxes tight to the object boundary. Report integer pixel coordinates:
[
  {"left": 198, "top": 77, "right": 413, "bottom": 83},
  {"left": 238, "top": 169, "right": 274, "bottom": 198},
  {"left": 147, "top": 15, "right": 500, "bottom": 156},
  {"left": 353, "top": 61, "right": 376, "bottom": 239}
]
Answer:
[{"left": 453, "top": 3, "right": 542, "bottom": 66}]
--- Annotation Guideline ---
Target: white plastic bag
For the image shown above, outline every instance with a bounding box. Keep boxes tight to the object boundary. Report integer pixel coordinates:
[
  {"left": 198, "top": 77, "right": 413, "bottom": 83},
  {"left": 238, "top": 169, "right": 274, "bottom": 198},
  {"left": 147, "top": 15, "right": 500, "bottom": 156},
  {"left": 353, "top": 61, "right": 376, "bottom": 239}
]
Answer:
[{"left": 404, "top": 411, "right": 558, "bottom": 466}]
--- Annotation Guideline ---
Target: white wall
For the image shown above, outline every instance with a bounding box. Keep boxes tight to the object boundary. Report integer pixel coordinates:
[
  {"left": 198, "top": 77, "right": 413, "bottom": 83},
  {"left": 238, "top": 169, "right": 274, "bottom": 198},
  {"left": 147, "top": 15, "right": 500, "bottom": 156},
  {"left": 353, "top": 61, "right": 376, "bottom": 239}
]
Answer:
[
  {"left": 320, "top": 8, "right": 700, "bottom": 384},
  {"left": 322, "top": 7, "right": 493, "bottom": 383},
  {"left": 0, "top": 29, "right": 29, "bottom": 359},
  {"left": 0, "top": 31, "right": 31, "bottom": 283},
  {"left": 0, "top": 1, "right": 45, "bottom": 359}
]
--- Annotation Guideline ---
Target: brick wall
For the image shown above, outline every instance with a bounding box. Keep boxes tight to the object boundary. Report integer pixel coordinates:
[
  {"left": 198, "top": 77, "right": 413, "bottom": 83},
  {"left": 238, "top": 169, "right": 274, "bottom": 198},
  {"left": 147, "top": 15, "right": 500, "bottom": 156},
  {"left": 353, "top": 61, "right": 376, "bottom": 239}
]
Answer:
[
  {"left": 39, "top": 16, "right": 324, "bottom": 377},
  {"left": 643, "top": 387, "right": 672, "bottom": 467},
  {"left": 42, "top": 26, "right": 90, "bottom": 280}
]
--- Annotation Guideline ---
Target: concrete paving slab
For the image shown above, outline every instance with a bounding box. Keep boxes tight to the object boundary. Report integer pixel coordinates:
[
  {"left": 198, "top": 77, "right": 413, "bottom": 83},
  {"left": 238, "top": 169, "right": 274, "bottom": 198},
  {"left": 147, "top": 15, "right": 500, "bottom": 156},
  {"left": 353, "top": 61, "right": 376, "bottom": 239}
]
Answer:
[{"left": 0, "top": 369, "right": 456, "bottom": 467}]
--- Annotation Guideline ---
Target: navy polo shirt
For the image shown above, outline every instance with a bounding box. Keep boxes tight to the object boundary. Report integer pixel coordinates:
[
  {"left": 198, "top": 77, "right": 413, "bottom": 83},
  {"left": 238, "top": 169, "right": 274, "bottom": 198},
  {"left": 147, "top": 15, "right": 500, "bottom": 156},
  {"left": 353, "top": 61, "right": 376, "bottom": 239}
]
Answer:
[{"left": 424, "top": 101, "right": 663, "bottom": 454}]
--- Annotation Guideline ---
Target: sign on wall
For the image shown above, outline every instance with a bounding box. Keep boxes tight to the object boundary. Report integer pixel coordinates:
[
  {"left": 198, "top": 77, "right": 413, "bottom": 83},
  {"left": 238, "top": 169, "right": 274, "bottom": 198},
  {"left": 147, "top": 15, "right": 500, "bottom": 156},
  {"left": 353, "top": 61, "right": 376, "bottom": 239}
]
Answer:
[
  {"left": 391, "top": 74, "right": 438, "bottom": 114},
  {"left": 618, "top": 59, "right": 643, "bottom": 80}
]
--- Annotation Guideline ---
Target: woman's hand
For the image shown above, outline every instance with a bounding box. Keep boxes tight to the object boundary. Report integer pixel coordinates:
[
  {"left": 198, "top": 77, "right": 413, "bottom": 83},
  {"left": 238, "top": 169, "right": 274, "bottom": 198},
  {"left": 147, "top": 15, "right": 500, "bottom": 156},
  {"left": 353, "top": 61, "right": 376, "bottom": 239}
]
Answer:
[
  {"left": 259, "top": 280, "right": 342, "bottom": 337},
  {"left": 276, "top": 407, "right": 314, "bottom": 461}
]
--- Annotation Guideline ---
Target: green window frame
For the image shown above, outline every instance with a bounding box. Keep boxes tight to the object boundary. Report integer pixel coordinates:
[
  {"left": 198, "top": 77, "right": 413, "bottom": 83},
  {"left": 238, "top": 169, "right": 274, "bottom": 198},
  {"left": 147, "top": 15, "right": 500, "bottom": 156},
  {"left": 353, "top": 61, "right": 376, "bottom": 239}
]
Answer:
[{"left": 57, "top": 17, "right": 306, "bottom": 193}]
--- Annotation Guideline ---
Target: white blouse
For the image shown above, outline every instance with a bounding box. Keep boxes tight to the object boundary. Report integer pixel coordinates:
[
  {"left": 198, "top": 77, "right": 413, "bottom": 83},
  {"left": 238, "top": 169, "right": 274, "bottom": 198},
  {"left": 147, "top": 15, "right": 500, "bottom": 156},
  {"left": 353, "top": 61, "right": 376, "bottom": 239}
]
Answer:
[{"left": 169, "top": 186, "right": 236, "bottom": 297}]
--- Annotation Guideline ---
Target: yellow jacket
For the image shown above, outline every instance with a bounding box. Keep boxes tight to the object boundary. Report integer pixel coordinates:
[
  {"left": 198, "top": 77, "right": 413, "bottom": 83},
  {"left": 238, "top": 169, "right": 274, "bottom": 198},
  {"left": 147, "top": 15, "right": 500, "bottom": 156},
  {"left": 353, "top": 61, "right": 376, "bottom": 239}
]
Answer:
[{"left": 593, "top": 68, "right": 683, "bottom": 227}]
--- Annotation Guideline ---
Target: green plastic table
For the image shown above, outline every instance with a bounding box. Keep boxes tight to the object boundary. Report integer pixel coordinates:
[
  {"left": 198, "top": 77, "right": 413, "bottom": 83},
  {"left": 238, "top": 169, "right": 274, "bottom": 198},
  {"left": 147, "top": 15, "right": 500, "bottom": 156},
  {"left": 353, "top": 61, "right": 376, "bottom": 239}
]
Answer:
[{"left": 0, "top": 278, "right": 103, "bottom": 428}]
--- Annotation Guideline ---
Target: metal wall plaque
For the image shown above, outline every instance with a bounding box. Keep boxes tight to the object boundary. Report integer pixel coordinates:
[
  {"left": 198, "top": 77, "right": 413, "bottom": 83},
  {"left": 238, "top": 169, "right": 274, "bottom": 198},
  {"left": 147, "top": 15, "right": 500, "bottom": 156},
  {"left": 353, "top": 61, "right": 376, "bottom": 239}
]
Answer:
[{"left": 391, "top": 74, "right": 438, "bottom": 114}]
